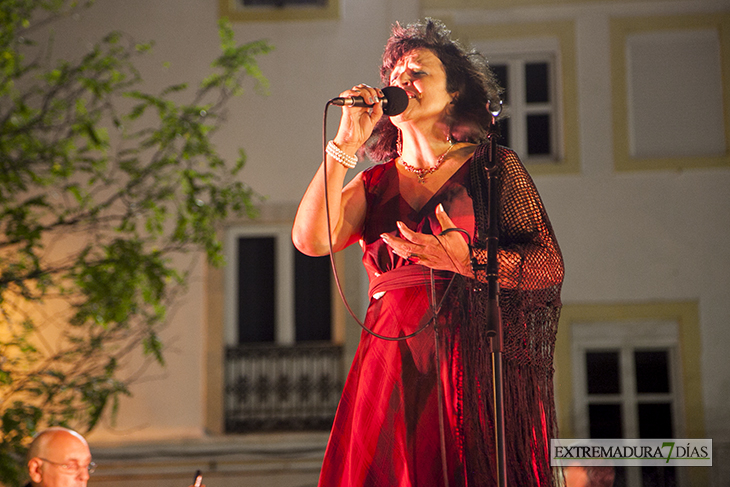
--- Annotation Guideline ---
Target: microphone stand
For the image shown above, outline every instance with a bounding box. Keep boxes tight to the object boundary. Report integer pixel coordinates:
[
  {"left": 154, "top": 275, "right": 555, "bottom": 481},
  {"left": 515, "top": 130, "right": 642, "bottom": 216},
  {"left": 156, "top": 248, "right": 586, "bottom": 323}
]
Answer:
[{"left": 484, "top": 129, "right": 507, "bottom": 487}]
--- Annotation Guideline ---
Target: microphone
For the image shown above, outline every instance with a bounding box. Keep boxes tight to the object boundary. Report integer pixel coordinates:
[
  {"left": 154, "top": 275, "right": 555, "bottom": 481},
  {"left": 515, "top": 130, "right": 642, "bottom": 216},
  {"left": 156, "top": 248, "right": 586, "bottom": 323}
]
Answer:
[
  {"left": 488, "top": 99, "right": 503, "bottom": 117},
  {"left": 330, "top": 86, "right": 409, "bottom": 116}
]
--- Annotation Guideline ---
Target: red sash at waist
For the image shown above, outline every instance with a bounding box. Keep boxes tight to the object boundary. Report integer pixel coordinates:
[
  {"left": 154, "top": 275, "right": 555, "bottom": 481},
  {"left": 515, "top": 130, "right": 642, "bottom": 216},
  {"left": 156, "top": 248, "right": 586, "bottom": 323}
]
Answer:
[{"left": 368, "top": 265, "right": 453, "bottom": 299}]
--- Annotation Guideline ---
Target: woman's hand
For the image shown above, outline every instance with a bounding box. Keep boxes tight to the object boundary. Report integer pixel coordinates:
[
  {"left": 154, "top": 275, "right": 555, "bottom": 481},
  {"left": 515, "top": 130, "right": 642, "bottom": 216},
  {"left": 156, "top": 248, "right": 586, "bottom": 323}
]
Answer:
[
  {"left": 380, "top": 204, "right": 473, "bottom": 277},
  {"left": 333, "top": 84, "right": 385, "bottom": 153}
]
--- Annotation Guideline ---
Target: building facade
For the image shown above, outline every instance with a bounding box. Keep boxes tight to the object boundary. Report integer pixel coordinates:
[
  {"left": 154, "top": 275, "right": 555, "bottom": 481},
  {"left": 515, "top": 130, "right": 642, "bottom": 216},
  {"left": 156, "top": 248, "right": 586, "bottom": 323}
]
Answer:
[{"left": 35, "top": 0, "right": 729, "bottom": 486}]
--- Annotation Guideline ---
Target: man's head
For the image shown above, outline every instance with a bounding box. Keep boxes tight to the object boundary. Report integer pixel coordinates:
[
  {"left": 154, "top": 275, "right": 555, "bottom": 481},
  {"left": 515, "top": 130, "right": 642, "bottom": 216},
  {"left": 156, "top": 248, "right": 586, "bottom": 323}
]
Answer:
[
  {"left": 26, "top": 427, "right": 93, "bottom": 487},
  {"left": 564, "top": 464, "right": 615, "bottom": 487}
]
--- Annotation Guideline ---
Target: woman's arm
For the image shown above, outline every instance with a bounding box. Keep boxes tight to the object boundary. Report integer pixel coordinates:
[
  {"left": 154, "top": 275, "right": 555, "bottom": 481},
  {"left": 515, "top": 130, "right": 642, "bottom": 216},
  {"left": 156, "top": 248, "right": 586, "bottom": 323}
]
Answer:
[
  {"left": 292, "top": 161, "right": 367, "bottom": 256},
  {"left": 292, "top": 84, "right": 385, "bottom": 256},
  {"left": 493, "top": 147, "right": 564, "bottom": 290}
]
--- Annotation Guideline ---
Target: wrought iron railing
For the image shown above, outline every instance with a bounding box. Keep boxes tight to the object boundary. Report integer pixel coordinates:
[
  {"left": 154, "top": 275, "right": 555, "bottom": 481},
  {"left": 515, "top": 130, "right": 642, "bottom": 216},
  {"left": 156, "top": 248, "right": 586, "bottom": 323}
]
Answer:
[{"left": 225, "top": 343, "right": 343, "bottom": 432}]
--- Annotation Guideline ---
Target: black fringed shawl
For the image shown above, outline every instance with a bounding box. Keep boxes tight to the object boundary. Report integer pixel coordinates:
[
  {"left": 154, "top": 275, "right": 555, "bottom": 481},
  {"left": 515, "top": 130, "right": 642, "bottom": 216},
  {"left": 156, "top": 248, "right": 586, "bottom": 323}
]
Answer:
[{"left": 448, "top": 143, "right": 564, "bottom": 486}]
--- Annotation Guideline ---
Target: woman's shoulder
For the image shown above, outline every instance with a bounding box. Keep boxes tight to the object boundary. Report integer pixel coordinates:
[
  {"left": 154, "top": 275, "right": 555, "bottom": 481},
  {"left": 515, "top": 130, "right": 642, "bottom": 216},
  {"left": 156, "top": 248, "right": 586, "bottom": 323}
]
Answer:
[
  {"left": 496, "top": 144, "right": 520, "bottom": 159},
  {"left": 474, "top": 143, "right": 524, "bottom": 167},
  {"left": 467, "top": 142, "right": 521, "bottom": 166},
  {"left": 360, "top": 159, "right": 396, "bottom": 189},
  {"left": 472, "top": 141, "right": 518, "bottom": 158}
]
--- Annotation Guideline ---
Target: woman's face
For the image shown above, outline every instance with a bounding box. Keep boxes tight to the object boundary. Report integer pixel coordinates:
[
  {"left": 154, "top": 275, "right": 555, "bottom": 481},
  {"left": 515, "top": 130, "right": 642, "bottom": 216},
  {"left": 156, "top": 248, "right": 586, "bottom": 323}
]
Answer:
[{"left": 387, "top": 48, "right": 455, "bottom": 125}]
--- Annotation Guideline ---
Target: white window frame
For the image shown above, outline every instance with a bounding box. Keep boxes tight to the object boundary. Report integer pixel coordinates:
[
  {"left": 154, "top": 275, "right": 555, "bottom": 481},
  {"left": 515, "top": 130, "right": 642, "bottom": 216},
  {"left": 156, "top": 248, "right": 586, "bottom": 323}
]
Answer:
[
  {"left": 571, "top": 320, "right": 686, "bottom": 487},
  {"left": 476, "top": 37, "right": 562, "bottom": 164},
  {"left": 491, "top": 54, "right": 558, "bottom": 162},
  {"left": 224, "top": 224, "right": 295, "bottom": 346}
]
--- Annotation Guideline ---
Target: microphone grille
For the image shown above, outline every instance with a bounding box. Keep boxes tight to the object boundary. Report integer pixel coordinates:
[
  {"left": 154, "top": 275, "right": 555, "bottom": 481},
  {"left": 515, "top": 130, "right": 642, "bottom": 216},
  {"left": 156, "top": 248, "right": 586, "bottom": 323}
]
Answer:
[{"left": 381, "top": 86, "right": 409, "bottom": 116}]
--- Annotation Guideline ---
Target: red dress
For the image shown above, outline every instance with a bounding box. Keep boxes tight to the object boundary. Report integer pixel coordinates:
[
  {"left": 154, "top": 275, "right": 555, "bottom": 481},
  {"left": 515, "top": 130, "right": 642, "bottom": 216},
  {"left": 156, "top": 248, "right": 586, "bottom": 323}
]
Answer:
[{"left": 319, "top": 148, "right": 563, "bottom": 487}]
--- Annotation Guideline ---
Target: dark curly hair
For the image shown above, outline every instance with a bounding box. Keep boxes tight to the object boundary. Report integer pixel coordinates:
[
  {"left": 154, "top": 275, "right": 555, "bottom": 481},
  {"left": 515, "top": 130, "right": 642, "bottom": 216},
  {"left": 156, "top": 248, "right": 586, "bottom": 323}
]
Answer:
[{"left": 363, "top": 18, "right": 503, "bottom": 163}]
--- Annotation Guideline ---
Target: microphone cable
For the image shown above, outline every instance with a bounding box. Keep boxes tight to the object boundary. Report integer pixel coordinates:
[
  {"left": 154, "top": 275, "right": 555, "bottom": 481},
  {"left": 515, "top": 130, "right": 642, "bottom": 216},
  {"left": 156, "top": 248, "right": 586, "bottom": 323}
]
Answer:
[
  {"left": 320, "top": 100, "right": 470, "bottom": 342},
  {"left": 317, "top": 99, "right": 483, "bottom": 487}
]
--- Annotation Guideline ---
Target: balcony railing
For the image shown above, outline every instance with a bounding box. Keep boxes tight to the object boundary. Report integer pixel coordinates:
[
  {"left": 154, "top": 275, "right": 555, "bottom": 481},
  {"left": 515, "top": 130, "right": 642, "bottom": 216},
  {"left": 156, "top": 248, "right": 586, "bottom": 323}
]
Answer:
[{"left": 225, "top": 343, "right": 343, "bottom": 432}]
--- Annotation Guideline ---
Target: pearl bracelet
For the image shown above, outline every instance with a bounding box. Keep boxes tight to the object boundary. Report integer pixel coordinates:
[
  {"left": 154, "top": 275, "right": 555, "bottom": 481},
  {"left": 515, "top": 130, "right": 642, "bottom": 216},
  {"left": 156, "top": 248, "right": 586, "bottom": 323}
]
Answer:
[{"left": 326, "top": 140, "right": 358, "bottom": 169}]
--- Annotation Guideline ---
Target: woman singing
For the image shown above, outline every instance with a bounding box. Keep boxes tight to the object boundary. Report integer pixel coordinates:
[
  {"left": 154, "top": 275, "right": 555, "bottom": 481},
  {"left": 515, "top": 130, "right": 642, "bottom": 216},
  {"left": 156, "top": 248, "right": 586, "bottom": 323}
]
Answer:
[{"left": 292, "top": 18, "right": 564, "bottom": 487}]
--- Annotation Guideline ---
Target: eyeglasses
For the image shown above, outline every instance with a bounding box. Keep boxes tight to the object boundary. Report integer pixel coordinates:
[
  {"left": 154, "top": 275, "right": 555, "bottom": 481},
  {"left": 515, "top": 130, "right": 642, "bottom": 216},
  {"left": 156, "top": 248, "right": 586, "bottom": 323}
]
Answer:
[{"left": 38, "top": 458, "right": 96, "bottom": 475}]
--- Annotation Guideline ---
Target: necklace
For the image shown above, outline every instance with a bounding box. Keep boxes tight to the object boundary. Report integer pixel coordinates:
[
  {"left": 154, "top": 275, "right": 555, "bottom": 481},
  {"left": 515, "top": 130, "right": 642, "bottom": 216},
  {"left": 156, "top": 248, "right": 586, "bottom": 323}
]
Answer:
[{"left": 399, "top": 143, "right": 456, "bottom": 184}]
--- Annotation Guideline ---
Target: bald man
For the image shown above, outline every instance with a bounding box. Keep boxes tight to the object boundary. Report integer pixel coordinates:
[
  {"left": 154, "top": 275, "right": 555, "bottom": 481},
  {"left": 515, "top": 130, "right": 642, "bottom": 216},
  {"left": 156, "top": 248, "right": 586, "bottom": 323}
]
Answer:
[
  {"left": 564, "top": 464, "right": 615, "bottom": 487},
  {"left": 25, "top": 427, "right": 94, "bottom": 487}
]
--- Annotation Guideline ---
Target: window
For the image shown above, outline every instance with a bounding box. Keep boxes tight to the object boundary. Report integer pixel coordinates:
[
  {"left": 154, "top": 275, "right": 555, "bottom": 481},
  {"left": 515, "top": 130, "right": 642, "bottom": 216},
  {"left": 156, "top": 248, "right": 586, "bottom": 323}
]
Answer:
[
  {"left": 222, "top": 224, "right": 342, "bottom": 432},
  {"left": 242, "top": 0, "right": 326, "bottom": 5},
  {"left": 555, "top": 302, "right": 707, "bottom": 487},
  {"left": 611, "top": 14, "right": 730, "bottom": 171},
  {"left": 460, "top": 20, "right": 580, "bottom": 174},
  {"left": 218, "top": 0, "right": 338, "bottom": 22},
  {"left": 225, "top": 224, "right": 332, "bottom": 345},
  {"left": 490, "top": 55, "right": 558, "bottom": 162},
  {"left": 573, "top": 321, "right": 682, "bottom": 487}
]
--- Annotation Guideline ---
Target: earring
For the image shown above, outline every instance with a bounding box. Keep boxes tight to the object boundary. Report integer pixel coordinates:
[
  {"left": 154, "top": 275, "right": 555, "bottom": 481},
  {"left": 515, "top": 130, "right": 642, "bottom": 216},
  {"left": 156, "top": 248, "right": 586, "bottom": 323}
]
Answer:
[{"left": 396, "top": 129, "right": 403, "bottom": 156}]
